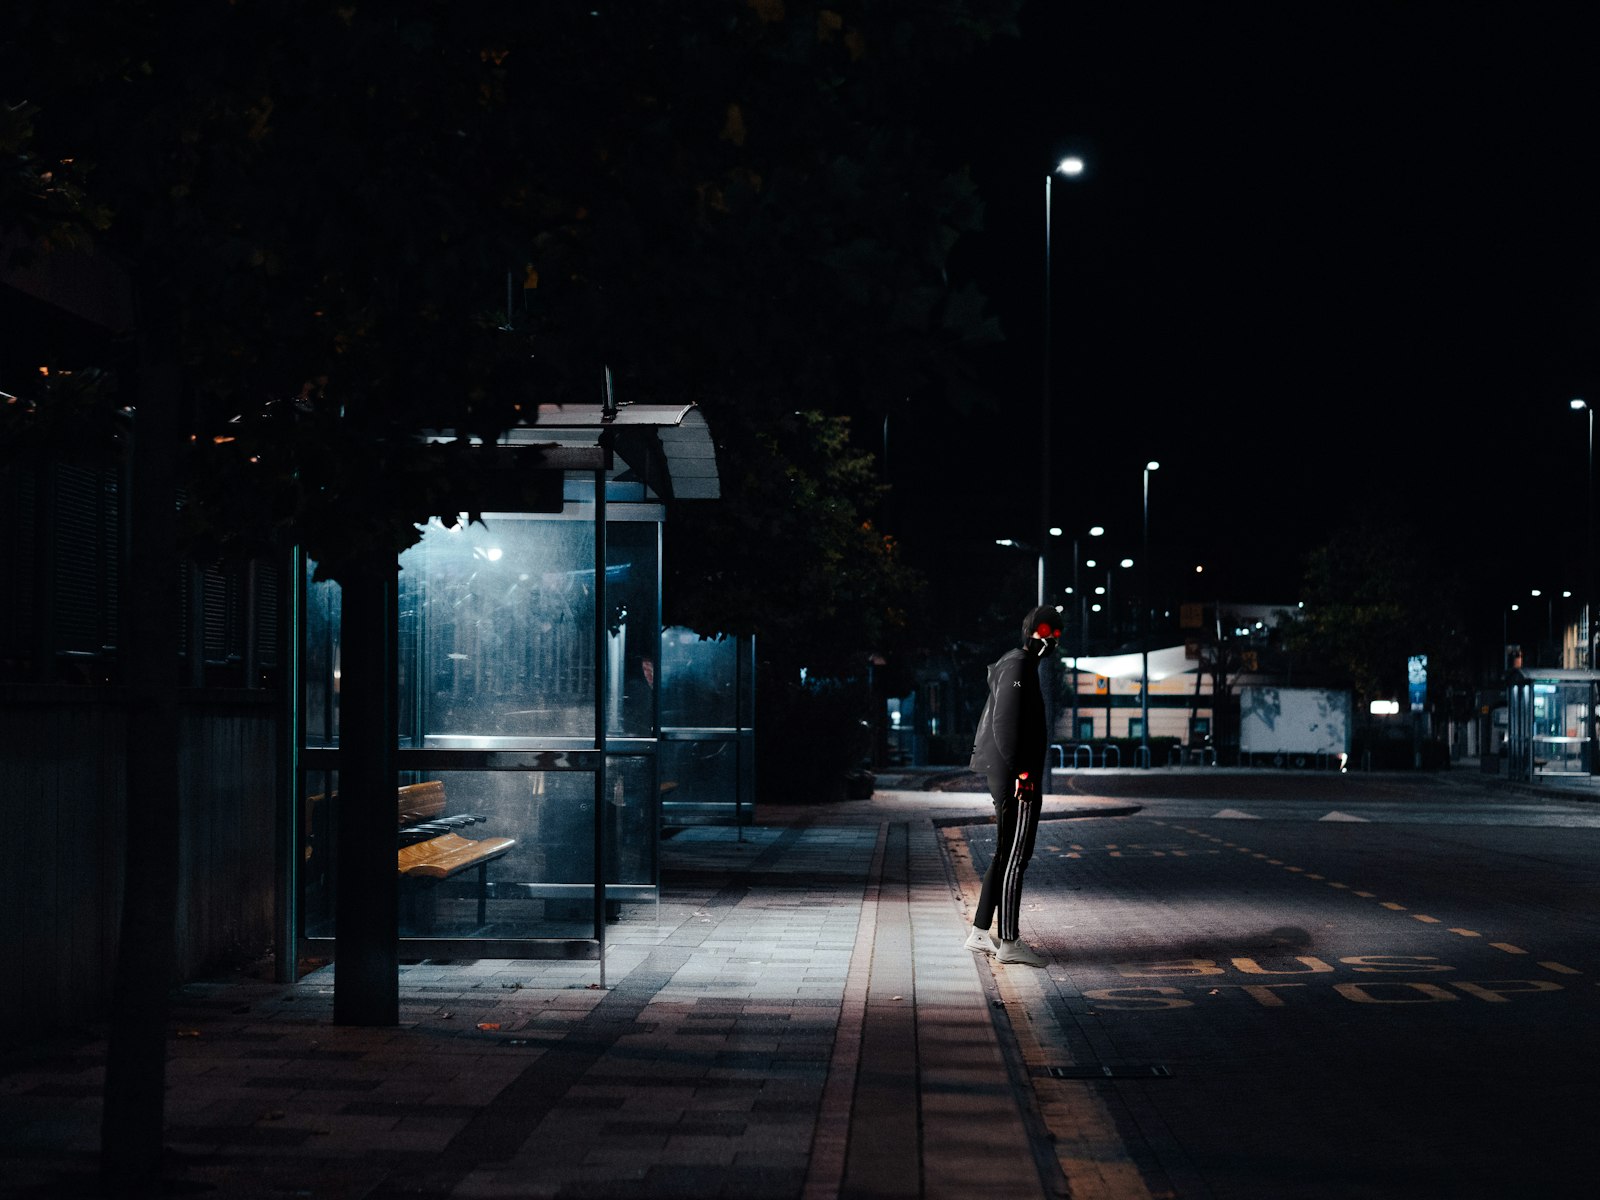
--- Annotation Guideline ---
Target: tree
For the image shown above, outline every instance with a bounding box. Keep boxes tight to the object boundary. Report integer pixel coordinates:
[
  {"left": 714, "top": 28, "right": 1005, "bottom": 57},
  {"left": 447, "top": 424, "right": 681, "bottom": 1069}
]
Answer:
[
  {"left": 1283, "top": 510, "right": 1475, "bottom": 710},
  {"left": 666, "top": 408, "right": 926, "bottom": 795},
  {"left": 4, "top": 0, "right": 1019, "bottom": 1185}
]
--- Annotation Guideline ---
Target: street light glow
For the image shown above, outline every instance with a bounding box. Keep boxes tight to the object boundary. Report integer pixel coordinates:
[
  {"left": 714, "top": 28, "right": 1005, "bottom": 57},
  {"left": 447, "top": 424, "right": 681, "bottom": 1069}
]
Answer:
[
  {"left": 1573, "top": 398, "right": 1589, "bottom": 411},
  {"left": 1146, "top": 460, "right": 1160, "bottom": 471},
  {"left": 1088, "top": 525, "right": 1105, "bottom": 537},
  {"left": 1057, "top": 156, "right": 1085, "bottom": 176}
]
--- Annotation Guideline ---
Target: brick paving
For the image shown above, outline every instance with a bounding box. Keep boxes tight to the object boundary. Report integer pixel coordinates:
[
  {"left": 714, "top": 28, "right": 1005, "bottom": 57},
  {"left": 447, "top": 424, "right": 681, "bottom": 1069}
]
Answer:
[{"left": 0, "top": 787, "right": 1134, "bottom": 1200}]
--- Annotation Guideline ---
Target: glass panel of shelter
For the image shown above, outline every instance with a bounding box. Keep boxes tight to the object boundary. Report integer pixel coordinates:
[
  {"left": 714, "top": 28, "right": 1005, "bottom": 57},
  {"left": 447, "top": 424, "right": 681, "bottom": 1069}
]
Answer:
[
  {"left": 659, "top": 627, "right": 753, "bottom": 828},
  {"left": 1530, "top": 682, "right": 1587, "bottom": 776},
  {"left": 297, "top": 507, "right": 663, "bottom": 958}
]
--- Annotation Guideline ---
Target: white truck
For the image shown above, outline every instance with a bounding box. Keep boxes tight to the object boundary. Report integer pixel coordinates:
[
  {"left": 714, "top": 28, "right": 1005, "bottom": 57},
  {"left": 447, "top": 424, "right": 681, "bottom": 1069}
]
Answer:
[{"left": 1238, "top": 686, "right": 1352, "bottom": 768}]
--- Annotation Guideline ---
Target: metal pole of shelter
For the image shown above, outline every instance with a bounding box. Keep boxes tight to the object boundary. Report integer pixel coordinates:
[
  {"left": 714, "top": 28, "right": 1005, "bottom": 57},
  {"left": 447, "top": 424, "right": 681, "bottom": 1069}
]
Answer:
[{"left": 593, "top": 467, "right": 608, "bottom": 987}]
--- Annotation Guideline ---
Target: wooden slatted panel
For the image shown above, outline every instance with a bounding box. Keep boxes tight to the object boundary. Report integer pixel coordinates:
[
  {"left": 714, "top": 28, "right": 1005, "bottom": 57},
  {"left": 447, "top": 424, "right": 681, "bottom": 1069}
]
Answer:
[{"left": 0, "top": 690, "right": 277, "bottom": 1045}]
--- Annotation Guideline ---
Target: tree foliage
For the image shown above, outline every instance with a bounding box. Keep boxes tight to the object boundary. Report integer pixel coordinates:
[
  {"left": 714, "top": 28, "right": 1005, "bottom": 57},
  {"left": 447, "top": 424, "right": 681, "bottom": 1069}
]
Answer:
[
  {"left": 1283, "top": 511, "right": 1474, "bottom": 707},
  {"left": 4, "top": 0, "right": 1014, "bottom": 600},
  {"left": 4, "top": 1, "right": 1025, "bottom": 1173}
]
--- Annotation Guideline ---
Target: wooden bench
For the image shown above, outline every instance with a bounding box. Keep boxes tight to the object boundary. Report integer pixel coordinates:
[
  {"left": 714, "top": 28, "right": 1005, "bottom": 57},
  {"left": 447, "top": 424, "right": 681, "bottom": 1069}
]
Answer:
[
  {"left": 395, "top": 781, "right": 516, "bottom": 928},
  {"left": 395, "top": 780, "right": 492, "bottom": 846}
]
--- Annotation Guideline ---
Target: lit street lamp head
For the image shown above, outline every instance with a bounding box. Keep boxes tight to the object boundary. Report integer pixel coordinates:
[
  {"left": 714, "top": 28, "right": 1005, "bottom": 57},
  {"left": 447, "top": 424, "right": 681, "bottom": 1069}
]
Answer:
[{"left": 1057, "top": 155, "right": 1086, "bottom": 177}]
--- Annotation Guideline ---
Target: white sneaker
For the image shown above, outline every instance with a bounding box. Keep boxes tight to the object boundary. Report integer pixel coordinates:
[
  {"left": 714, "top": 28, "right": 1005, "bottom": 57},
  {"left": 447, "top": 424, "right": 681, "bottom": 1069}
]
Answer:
[
  {"left": 994, "top": 938, "right": 1046, "bottom": 967},
  {"left": 963, "top": 927, "right": 995, "bottom": 955}
]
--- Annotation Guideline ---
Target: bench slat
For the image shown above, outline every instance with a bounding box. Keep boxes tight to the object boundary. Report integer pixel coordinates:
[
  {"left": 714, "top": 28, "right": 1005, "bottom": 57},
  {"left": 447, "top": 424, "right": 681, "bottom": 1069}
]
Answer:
[
  {"left": 396, "top": 780, "right": 447, "bottom": 826},
  {"left": 398, "top": 833, "right": 517, "bottom": 880}
]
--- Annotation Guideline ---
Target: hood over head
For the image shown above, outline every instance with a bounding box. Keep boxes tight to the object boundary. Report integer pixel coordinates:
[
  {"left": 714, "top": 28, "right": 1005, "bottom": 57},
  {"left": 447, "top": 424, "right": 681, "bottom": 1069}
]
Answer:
[{"left": 1021, "top": 604, "right": 1063, "bottom": 647}]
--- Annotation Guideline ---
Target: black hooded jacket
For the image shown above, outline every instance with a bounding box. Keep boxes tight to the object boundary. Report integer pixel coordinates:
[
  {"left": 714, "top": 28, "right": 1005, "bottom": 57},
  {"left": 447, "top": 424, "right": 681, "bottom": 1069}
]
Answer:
[{"left": 968, "top": 606, "right": 1057, "bottom": 781}]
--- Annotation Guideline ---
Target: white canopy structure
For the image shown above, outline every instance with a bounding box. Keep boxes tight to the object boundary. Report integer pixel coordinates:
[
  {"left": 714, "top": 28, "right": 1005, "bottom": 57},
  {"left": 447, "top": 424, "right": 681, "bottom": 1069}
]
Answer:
[{"left": 1065, "top": 644, "right": 1195, "bottom": 681}]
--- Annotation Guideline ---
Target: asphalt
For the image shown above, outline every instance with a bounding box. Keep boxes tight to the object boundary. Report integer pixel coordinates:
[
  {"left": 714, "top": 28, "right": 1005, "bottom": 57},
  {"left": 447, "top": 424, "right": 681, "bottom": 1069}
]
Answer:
[{"left": 2, "top": 763, "right": 1590, "bottom": 1200}]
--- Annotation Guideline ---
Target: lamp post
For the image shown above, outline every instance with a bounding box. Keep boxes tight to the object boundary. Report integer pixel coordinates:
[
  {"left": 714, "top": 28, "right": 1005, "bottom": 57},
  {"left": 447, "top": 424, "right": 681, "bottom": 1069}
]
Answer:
[
  {"left": 1066, "top": 524, "right": 1105, "bottom": 746},
  {"left": 1573, "top": 398, "right": 1595, "bottom": 772},
  {"left": 1041, "top": 156, "right": 1085, "bottom": 606},
  {"left": 1140, "top": 461, "right": 1159, "bottom": 767}
]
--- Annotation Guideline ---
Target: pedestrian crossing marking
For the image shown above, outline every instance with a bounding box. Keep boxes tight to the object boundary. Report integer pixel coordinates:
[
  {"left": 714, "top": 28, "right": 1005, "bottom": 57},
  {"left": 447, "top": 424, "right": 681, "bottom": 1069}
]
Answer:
[
  {"left": 1491, "top": 942, "right": 1528, "bottom": 955},
  {"left": 1354, "top": 891, "right": 1376, "bottom": 898},
  {"left": 1212, "top": 808, "right": 1259, "bottom": 819},
  {"left": 1448, "top": 928, "right": 1480, "bottom": 937},
  {"left": 1319, "top": 811, "right": 1369, "bottom": 822},
  {"left": 1412, "top": 915, "right": 1441, "bottom": 923},
  {"left": 1329, "top": 882, "right": 1349, "bottom": 889},
  {"left": 1540, "top": 962, "right": 1581, "bottom": 974},
  {"left": 1381, "top": 902, "right": 1406, "bottom": 910},
  {"left": 1305, "top": 873, "right": 1325, "bottom": 880}
]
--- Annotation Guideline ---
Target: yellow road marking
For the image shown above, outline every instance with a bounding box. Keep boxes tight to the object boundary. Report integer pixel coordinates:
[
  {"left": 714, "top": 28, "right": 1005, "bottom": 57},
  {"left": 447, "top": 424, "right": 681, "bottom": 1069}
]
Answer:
[
  {"left": 1448, "top": 928, "right": 1480, "bottom": 937},
  {"left": 1491, "top": 942, "right": 1528, "bottom": 955},
  {"left": 1412, "top": 915, "right": 1440, "bottom": 923},
  {"left": 1381, "top": 902, "right": 1406, "bottom": 910},
  {"left": 1540, "top": 962, "right": 1581, "bottom": 974}
]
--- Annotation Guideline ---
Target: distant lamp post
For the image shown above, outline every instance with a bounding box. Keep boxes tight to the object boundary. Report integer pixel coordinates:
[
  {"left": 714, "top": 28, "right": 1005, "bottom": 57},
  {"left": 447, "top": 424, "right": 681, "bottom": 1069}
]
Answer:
[
  {"left": 1065, "top": 524, "right": 1105, "bottom": 745},
  {"left": 1573, "top": 400, "right": 1595, "bottom": 665},
  {"left": 1041, "top": 156, "right": 1087, "bottom": 605},
  {"left": 1140, "top": 461, "right": 1159, "bottom": 767},
  {"left": 1573, "top": 398, "right": 1596, "bottom": 773}
]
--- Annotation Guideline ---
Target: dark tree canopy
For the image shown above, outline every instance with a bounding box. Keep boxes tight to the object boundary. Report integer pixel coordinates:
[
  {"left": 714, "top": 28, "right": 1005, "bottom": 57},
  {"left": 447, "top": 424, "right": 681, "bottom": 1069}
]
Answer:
[
  {"left": 4, "top": 0, "right": 1016, "bottom": 636},
  {"left": 1285, "top": 511, "right": 1475, "bottom": 707}
]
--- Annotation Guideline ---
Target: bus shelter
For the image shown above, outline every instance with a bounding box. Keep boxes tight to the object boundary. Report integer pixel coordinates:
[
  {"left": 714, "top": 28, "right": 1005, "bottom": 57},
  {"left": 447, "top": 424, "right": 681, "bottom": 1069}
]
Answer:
[
  {"left": 1504, "top": 667, "right": 1600, "bottom": 781},
  {"left": 293, "top": 403, "right": 738, "bottom": 969}
]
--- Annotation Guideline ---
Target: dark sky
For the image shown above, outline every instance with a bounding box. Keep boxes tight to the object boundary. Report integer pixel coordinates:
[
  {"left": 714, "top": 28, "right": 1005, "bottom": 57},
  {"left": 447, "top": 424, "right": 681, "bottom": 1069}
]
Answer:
[{"left": 890, "top": 2, "right": 1600, "bottom": 625}]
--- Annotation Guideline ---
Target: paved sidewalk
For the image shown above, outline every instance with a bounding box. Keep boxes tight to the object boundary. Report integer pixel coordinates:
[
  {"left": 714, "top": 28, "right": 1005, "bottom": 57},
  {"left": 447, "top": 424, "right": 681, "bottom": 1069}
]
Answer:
[{"left": 0, "top": 788, "right": 1136, "bottom": 1200}]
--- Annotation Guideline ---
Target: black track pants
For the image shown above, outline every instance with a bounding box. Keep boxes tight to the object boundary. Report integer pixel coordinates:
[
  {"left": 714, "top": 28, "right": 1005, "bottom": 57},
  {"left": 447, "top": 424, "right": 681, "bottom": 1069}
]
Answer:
[{"left": 973, "top": 766, "right": 1042, "bottom": 943}]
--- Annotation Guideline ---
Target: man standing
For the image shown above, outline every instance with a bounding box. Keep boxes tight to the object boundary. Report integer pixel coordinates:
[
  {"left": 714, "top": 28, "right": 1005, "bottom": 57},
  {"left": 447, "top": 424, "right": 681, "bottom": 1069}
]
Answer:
[{"left": 965, "top": 604, "right": 1061, "bottom": 967}]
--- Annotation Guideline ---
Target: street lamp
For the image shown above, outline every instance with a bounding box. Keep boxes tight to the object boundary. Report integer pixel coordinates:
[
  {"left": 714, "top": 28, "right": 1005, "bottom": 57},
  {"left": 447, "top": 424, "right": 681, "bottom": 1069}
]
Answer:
[
  {"left": 1041, "top": 156, "right": 1086, "bottom": 606},
  {"left": 1064, "top": 524, "right": 1104, "bottom": 745},
  {"left": 1141, "top": 461, "right": 1159, "bottom": 767},
  {"left": 1573, "top": 398, "right": 1595, "bottom": 773}
]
